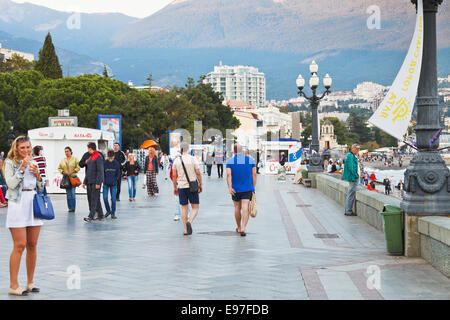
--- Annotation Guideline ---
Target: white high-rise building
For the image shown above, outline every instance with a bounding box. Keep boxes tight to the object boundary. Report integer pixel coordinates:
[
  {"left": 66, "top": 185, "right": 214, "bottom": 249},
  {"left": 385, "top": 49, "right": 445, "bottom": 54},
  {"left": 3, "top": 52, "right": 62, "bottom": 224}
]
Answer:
[{"left": 203, "top": 63, "right": 266, "bottom": 107}]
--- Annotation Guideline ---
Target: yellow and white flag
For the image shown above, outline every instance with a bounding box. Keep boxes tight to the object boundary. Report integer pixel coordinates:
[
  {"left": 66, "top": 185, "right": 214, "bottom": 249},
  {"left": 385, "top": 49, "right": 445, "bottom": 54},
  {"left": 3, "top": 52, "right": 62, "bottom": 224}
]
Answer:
[{"left": 368, "top": 0, "right": 423, "bottom": 140}]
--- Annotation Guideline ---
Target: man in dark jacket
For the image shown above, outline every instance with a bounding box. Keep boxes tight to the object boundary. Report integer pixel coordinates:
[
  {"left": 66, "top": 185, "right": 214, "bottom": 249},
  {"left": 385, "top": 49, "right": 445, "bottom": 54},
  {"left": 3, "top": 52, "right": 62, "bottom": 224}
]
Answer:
[
  {"left": 103, "top": 150, "right": 121, "bottom": 219},
  {"left": 113, "top": 143, "right": 127, "bottom": 201},
  {"left": 83, "top": 142, "right": 104, "bottom": 222}
]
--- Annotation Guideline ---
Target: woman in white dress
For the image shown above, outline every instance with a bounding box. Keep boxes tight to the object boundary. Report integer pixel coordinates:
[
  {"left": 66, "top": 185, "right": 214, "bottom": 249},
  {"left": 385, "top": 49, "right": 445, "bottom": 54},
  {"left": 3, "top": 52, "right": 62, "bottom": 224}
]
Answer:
[{"left": 3, "top": 136, "right": 45, "bottom": 296}]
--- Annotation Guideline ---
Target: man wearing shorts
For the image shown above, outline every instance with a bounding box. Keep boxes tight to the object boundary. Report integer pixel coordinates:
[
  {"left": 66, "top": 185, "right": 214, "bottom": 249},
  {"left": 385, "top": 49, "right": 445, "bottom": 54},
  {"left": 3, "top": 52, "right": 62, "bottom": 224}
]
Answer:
[
  {"left": 226, "top": 144, "right": 257, "bottom": 237},
  {"left": 172, "top": 142, "right": 202, "bottom": 236}
]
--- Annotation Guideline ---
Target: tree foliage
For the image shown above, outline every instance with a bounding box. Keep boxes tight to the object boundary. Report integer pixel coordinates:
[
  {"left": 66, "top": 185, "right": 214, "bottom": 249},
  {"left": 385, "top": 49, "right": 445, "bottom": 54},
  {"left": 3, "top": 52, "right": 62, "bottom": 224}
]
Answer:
[
  {"left": 0, "top": 54, "right": 34, "bottom": 73},
  {"left": 0, "top": 70, "right": 240, "bottom": 152},
  {"left": 34, "top": 32, "right": 63, "bottom": 79}
]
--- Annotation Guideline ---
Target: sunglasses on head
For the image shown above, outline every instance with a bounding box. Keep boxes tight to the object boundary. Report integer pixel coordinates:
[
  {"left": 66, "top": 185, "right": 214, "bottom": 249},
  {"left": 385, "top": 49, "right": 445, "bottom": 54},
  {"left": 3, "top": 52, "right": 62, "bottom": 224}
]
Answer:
[{"left": 17, "top": 137, "right": 30, "bottom": 142}]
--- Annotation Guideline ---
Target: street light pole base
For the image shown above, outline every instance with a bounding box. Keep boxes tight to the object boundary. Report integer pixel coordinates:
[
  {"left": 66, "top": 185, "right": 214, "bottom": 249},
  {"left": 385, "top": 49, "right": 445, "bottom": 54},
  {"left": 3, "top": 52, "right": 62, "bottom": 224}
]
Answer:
[
  {"left": 308, "top": 154, "right": 323, "bottom": 173},
  {"left": 401, "top": 151, "right": 450, "bottom": 216}
]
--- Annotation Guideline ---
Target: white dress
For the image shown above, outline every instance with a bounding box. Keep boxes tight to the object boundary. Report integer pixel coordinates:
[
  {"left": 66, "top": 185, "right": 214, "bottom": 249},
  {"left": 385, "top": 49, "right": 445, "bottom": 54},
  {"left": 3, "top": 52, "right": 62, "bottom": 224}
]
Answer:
[{"left": 6, "top": 167, "right": 43, "bottom": 228}]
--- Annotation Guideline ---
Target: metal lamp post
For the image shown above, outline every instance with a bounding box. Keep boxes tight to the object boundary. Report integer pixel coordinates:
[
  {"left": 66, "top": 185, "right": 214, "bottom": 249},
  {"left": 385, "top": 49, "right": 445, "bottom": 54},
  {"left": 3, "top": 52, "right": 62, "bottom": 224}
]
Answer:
[
  {"left": 401, "top": 0, "right": 450, "bottom": 216},
  {"left": 296, "top": 61, "right": 332, "bottom": 172}
]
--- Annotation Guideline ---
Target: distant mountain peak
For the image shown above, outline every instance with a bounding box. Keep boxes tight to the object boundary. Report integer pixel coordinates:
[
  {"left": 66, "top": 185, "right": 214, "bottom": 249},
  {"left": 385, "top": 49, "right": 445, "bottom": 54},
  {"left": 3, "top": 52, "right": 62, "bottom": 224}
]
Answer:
[
  {"left": 113, "top": 0, "right": 450, "bottom": 53},
  {"left": 170, "top": 0, "right": 190, "bottom": 5}
]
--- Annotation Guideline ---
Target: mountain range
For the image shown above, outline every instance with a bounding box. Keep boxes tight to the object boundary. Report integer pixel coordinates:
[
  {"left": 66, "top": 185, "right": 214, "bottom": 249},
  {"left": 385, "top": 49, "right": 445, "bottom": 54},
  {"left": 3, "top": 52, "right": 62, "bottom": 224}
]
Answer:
[{"left": 1, "top": 0, "right": 449, "bottom": 100}]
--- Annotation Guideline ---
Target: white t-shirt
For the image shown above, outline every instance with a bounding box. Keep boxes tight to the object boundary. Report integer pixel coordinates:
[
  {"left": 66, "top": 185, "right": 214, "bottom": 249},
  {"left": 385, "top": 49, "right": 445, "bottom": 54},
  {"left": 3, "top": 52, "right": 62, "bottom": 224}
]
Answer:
[{"left": 173, "top": 154, "right": 199, "bottom": 189}]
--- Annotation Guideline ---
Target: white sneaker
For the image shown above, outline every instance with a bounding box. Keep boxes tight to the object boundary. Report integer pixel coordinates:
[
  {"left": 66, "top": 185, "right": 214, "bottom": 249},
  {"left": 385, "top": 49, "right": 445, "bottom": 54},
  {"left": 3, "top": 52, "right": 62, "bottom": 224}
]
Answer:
[{"left": 174, "top": 216, "right": 180, "bottom": 221}]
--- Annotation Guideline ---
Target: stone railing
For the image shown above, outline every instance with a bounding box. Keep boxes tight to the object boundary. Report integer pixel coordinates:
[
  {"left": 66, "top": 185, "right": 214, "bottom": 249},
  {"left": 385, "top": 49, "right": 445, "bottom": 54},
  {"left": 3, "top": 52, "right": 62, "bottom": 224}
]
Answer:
[
  {"left": 315, "top": 174, "right": 400, "bottom": 232},
  {"left": 314, "top": 173, "right": 450, "bottom": 278},
  {"left": 418, "top": 217, "right": 450, "bottom": 277}
]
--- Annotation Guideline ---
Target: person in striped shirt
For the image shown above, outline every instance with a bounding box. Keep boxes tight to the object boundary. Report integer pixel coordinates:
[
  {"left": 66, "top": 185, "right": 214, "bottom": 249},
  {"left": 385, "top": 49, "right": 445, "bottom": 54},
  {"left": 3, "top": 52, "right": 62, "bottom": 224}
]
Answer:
[{"left": 32, "top": 146, "right": 47, "bottom": 184}]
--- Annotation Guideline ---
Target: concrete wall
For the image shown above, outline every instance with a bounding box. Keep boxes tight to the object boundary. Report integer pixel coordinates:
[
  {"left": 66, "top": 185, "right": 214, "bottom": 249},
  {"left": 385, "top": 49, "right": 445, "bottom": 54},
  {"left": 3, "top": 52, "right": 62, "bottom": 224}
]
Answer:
[
  {"left": 316, "top": 174, "right": 400, "bottom": 232},
  {"left": 315, "top": 173, "right": 450, "bottom": 278},
  {"left": 418, "top": 217, "right": 450, "bottom": 277}
]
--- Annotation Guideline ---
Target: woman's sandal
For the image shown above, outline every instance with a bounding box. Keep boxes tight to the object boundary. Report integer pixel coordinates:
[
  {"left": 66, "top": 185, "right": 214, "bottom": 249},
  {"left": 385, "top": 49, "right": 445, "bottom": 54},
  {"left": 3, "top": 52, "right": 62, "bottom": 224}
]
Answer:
[
  {"left": 26, "top": 283, "right": 40, "bottom": 293},
  {"left": 8, "top": 287, "right": 29, "bottom": 296}
]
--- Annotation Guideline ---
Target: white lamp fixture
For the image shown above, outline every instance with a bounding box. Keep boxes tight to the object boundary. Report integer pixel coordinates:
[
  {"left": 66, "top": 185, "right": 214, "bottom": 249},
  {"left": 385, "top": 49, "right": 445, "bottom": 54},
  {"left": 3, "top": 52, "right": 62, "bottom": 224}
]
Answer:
[
  {"left": 309, "top": 60, "right": 319, "bottom": 74},
  {"left": 296, "top": 74, "right": 305, "bottom": 90},
  {"left": 323, "top": 73, "right": 332, "bottom": 89},
  {"left": 309, "top": 73, "right": 319, "bottom": 89}
]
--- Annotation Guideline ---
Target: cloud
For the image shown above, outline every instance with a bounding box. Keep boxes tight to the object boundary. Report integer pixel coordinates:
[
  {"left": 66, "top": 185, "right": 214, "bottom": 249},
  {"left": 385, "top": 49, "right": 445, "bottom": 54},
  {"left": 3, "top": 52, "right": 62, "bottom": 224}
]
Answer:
[{"left": 34, "top": 20, "right": 63, "bottom": 31}]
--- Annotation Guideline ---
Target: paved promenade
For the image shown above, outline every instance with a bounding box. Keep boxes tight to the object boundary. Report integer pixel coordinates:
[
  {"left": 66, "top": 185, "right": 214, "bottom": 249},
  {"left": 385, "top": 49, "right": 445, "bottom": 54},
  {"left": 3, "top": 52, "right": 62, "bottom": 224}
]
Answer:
[{"left": 1, "top": 173, "right": 449, "bottom": 300}]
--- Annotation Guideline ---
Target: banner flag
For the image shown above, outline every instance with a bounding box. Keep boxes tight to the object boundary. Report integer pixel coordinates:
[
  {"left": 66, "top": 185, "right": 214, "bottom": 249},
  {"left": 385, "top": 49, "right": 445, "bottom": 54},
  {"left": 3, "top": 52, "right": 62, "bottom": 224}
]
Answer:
[
  {"left": 289, "top": 147, "right": 303, "bottom": 163},
  {"left": 368, "top": 0, "right": 423, "bottom": 140}
]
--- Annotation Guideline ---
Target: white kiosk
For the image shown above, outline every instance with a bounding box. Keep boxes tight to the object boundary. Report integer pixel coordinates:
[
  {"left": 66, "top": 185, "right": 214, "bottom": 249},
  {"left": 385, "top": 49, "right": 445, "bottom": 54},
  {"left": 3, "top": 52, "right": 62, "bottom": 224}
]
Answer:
[
  {"left": 261, "top": 139, "right": 302, "bottom": 175},
  {"left": 28, "top": 126, "right": 115, "bottom": 194}
]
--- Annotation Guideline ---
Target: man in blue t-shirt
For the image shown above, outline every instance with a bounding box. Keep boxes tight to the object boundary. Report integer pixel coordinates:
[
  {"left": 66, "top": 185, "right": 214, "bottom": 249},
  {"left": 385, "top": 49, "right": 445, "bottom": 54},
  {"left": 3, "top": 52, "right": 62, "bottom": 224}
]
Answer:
[{"left": 226, "top": 144, "right": 257, "bottom": 237}]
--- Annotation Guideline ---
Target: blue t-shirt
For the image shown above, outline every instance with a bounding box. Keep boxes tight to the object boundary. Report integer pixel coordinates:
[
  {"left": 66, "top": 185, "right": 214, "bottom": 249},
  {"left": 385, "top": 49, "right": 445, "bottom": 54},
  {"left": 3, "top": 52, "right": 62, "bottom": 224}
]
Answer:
[{"left": 226, "top": 154, "right": 256, "bottom": 193}]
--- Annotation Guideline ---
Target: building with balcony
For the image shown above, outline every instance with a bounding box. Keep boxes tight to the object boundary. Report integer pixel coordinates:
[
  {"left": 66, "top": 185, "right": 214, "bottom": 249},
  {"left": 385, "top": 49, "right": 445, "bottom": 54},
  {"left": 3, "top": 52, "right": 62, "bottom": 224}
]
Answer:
[{"left": 203, "top": 63, "right": 266, "bottom": 107}]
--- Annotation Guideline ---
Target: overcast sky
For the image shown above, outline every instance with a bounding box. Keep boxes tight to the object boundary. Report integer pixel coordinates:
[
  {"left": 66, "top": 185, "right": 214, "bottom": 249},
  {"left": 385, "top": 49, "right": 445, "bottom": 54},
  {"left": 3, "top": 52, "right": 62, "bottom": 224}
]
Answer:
[{"left": 11, "top": 0, "right": 174, "bottom": 18}]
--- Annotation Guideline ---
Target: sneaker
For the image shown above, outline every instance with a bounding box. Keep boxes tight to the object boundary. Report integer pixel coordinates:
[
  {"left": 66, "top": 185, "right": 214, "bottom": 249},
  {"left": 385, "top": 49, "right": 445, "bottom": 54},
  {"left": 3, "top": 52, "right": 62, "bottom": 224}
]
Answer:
[
  {"left": 111, "top": 214, "right": 117, "bottom": 219},
  {"left": 116, "top": 199, "right": 120, "bottom": 202},
  {"left": 83, "top": 217, "right": 93, "bottom": 222},
  {"left": 105, "top": 212, "right": 111, "bottom": 218},
  {"left": 174, "top": 216, "right": 180, "bottom": 221},
  {"left": 96, "top": 217, "right": 104, "bottom": 221}
]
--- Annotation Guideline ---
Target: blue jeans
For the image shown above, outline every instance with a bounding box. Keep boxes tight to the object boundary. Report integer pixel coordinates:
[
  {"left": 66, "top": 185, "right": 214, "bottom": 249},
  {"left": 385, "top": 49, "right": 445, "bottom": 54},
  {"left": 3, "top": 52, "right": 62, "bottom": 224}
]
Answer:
[
  {"left": 175, "top": 199, "right": 190, "bottom": 218},
  {"left": 66, "top": 186, "right": 76, "bottom": 211},
  {"left": 103, "top": 184, "right": 117, "bottom": 214},
  {"left": 127, "top": 176, "right": 138, "bottom": 199},
  {"left": 345, "top": 181, "right": 359, "bottom": 214}
]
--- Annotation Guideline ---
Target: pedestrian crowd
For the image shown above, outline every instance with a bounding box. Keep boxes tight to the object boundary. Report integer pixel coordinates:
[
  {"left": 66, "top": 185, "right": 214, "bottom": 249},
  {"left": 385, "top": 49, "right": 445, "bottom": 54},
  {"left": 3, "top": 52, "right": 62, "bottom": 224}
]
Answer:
[{"left": 0, "top": 136, "right": 258, "bottom": 296}]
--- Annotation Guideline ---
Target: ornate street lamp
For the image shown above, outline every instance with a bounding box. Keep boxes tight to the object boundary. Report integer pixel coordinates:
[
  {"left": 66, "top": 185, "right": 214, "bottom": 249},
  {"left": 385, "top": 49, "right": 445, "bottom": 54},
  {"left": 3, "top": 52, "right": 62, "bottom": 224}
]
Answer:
[
  {"left": 401, "top": 0, "right": 450, "bottom": 216},
  {"left": 296, "top": 61, "right": 332, "bottom": 172}
]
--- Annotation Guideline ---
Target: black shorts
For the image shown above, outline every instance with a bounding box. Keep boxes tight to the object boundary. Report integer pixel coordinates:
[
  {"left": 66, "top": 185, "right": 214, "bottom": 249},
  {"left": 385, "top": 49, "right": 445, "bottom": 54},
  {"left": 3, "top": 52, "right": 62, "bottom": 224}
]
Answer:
[
  {"left": 178, "top": 188, "right": 199, "bottom": 206},
  {"left": 232, "top": 191, "right": 253, "bottom": 202}
]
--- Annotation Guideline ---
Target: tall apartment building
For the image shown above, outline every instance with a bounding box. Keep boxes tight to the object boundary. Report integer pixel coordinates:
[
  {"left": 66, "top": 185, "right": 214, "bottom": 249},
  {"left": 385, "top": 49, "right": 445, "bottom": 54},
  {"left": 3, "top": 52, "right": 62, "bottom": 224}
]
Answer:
[
  {"left": 203, "top": 63, "right": 266, "bottom": 107},
  {"left": 0, "top": 42, "right": 34, "bottom": 62}
]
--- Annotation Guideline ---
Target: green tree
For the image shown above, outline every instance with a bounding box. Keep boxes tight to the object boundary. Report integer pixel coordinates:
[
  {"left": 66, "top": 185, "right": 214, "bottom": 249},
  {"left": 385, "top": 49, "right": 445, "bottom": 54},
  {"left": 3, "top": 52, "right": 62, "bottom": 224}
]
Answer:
[
  {"left": 373, "top": 128, "right": 398, "bottom": 147},
  {"left": 0, "top": 54, "right": 34, "bottom": 73},
  {"left": 34, "top": 32, "right": 63, "bottom": 79},
  {"left": 102, "top": 65, "right": 109, "bottom": 78},
  {"left": 346, "top": 111, "right": 372, "bottom": 144},
  {"left": 279, "top": 106, "right": 289, "bottom": 114},
  {"left": 144, "top": 73, "right": 153, "bottom": 89},
  {"left": 361, "top": 141, "right": 380, "bottom": 152}
]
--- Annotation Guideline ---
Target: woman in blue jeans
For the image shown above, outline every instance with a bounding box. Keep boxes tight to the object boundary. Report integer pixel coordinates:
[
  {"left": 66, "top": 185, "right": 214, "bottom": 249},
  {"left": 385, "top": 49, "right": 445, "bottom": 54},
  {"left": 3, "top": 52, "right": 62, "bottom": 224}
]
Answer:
[
  {"left": 57, "top": 147, "right": 80, "bottom": 212},
  {"left": 123, "top": 154, "right": 140, "bottom": 201}
]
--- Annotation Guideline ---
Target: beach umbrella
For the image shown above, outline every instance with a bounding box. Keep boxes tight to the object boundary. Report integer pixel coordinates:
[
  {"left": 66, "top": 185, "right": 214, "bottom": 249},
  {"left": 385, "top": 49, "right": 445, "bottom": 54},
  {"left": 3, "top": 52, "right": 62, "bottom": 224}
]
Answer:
[{"left": 140, "top": 140, "right": 158, "bottom": 149}]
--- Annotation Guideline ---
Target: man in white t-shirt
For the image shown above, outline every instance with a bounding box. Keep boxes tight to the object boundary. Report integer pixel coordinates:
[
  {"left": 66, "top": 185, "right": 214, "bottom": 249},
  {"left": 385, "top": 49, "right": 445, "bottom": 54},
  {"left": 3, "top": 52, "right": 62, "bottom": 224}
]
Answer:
[{"left": 172, "top": 142, "right": 203, "bottom": 236}]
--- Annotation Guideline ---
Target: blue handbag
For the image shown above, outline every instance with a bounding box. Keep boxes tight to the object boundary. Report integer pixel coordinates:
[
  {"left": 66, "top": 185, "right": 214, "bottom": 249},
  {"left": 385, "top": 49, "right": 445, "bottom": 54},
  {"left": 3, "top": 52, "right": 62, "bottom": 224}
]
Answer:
[{"left": 33, "top": 187, "right": 55, "bottom": 220}]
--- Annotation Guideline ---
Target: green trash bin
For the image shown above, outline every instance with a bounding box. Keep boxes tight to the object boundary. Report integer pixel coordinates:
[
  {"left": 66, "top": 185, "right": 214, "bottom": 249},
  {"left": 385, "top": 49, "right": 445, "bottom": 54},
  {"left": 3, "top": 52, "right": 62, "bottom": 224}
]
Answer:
[{"left": 380, "top": 205, "right": 403, "bottom": 255}]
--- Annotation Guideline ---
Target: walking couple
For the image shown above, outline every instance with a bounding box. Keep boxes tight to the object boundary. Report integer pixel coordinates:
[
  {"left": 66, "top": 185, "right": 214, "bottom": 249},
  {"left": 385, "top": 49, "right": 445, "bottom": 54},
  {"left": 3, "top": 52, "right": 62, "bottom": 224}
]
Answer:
[{"left": 171, "top": 142, "right": 256, "bottom": 237}]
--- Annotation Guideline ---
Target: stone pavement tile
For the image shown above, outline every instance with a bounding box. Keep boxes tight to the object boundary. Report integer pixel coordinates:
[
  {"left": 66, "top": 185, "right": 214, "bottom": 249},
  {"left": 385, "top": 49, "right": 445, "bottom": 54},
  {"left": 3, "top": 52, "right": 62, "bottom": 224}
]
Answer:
[
  {"left": 1, "top": 174, "right": 449, "bottom": 300},
  {"left": 316, "top": 269, "right": 364, "bottom": 300}
]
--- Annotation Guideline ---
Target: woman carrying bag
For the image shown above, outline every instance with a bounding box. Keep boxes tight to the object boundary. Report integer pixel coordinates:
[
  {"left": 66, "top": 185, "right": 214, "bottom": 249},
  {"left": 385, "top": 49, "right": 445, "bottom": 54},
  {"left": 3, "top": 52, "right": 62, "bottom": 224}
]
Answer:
[
  {"left": 3, "top": 136, "right": 45, "bottom": 296},
  {"left": 58, "top": 147, "right": 81, "bottom": 213}
]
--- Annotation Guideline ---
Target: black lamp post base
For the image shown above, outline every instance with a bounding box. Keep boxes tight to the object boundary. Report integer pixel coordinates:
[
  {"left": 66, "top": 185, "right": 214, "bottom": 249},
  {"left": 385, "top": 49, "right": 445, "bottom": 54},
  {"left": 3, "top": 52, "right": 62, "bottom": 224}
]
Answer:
[
  {"left": 401, "top": 151, "right": 450, "bottom": 216},
  {"left": 308, "top": 154, "right": 323, "bottom": 173}
]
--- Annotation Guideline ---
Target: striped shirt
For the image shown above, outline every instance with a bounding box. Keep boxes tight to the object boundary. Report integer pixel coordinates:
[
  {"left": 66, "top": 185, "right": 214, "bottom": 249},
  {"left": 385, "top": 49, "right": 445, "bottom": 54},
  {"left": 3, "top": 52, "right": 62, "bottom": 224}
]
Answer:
[{"left": 33, "top": 156, "right": 47, "bottom": 179}]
